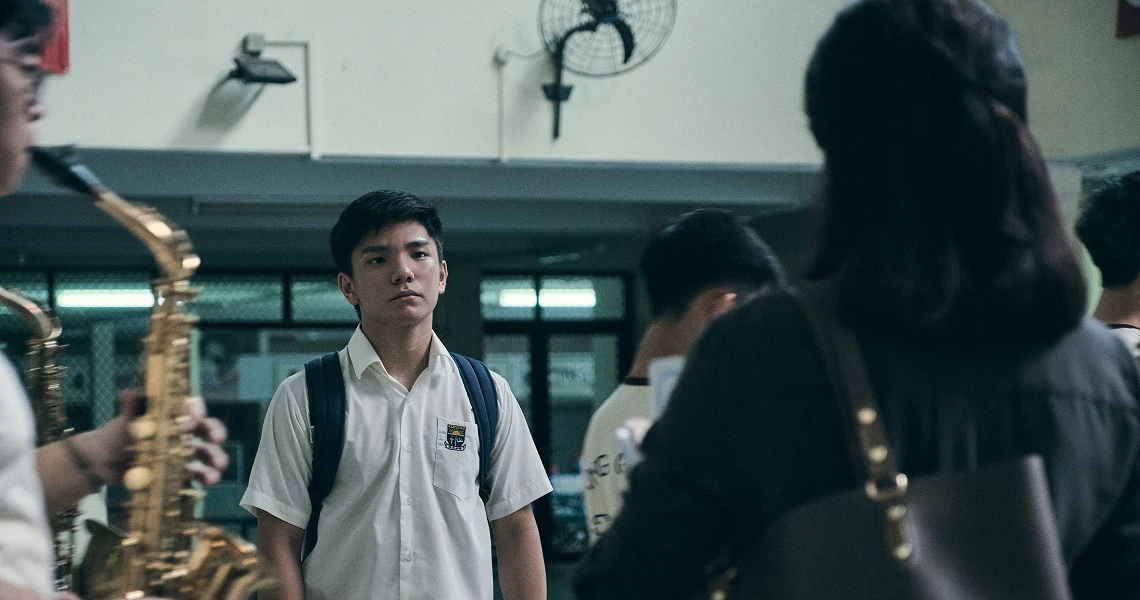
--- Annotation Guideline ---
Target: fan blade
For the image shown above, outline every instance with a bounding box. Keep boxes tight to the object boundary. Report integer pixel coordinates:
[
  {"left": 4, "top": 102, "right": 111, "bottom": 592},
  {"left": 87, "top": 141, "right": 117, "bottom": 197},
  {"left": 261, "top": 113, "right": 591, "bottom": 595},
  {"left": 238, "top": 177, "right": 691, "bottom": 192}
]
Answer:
[
  {"left": 581, "top": 0, "right": 619, "bottom": 20},
  {"left": 558, "top": 19, "right": 600, "bottom": 54},
  {"left": 611, "top": 17, "right": 636, "bottom": 63}
]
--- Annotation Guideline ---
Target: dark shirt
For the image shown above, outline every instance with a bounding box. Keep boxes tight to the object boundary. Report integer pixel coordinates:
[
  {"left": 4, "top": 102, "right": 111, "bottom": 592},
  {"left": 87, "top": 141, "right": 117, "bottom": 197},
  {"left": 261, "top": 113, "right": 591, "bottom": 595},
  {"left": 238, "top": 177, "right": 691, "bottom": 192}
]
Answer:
[{"left": 575, "top": 290, "right": 1140, "bottom": 600}]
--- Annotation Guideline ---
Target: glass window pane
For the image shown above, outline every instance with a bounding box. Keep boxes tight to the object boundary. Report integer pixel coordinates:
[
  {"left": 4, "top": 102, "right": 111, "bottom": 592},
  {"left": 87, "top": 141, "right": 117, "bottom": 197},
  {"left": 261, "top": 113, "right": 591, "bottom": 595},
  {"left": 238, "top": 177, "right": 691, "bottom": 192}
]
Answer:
[
  {"left": 0, "top": 271, "right": 49, "bottom": 305},
  {"left": 191, "top": 274, "right": 283, "bottom": 323},
  {"left": 483, "top": 334, "right": 531, "bottom": 426},
  {"left": 54, "top": 271, "right": 152, "bottom": 335},
  {"left": 291, "top": 275, "right": 358, "bottom": 323},
  {"left": 539, "top": 276, "right": 624, "bottom": 321},
  {"left": 481, "top": 276, "right": 537, "bottom": 321},
  {"left": 548, "top": 333, "right": 620, "bottom": 556},
  {"left": 53, "top": 271, "right": 152, "bottom": 431}
]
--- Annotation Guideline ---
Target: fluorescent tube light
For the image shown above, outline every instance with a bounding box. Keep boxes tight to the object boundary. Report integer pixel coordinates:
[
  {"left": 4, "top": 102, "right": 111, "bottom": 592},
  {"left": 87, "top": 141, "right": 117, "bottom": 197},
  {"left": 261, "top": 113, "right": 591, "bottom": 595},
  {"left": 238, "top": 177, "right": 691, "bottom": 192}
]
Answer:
[
  {"left": 498, "top": 289, "right": 538, "bottom": 308},
  {"left": 497, "top": 288, "right": 596, "bottom": 308},
  {"left": 56, "top": 289, "right": 154, "bottom": 308}
]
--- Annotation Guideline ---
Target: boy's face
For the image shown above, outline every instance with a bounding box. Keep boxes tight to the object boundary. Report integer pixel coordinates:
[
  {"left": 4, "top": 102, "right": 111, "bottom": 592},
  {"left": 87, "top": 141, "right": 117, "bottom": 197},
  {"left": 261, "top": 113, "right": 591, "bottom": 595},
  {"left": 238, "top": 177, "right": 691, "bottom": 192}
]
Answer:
[
  {"left": 338, "top": 220, "right": 447, "bottom": 329},
  {"left": 0, "top": 32, "right": 43, "bottom": 195}
]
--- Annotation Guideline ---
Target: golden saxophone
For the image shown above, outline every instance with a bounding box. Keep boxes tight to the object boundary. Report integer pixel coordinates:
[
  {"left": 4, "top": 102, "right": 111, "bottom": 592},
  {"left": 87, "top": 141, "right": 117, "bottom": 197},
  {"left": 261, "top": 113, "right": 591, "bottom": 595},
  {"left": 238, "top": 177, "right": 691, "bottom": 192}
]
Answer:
[
  {"left": 31, "top": 146, "right": 273, "bottom": 600},
  {"left": 0, "top": 287, "right": 78, "bottom": 592}
]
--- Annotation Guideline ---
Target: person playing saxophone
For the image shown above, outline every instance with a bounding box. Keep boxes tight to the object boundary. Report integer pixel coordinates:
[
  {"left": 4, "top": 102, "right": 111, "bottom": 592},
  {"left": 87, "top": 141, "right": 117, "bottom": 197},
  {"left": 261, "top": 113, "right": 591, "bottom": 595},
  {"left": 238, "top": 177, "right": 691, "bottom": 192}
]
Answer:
[{"left": 0, "top": 2, "right": 230, "bottom": 599}]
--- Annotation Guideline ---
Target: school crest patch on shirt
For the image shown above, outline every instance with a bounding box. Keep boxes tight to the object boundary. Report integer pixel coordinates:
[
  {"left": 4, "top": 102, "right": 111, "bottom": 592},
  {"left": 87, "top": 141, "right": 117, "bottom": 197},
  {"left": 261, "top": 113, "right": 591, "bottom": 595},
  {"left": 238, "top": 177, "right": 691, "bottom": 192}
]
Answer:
[{"left": 445, "top": 424, "right": 467, "bottom": 451}]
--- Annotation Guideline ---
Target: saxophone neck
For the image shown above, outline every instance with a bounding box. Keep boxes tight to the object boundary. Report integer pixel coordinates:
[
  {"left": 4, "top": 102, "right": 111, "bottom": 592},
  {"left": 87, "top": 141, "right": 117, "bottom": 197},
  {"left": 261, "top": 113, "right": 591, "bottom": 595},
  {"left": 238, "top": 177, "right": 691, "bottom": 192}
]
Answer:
[{"left": 91, "top": 188, "right": 201, "bottom": 282}]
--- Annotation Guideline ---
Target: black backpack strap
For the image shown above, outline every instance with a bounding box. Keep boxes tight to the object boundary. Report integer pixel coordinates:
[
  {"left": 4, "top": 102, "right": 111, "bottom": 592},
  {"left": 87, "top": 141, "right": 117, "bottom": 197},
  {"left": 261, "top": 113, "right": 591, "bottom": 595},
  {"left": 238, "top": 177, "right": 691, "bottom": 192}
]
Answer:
[
  {"left": 302, "top": 351, "right": 346, "bottom": 561},
  {"left": 450, "top": 352, "right": 499, "bottom": 505}
]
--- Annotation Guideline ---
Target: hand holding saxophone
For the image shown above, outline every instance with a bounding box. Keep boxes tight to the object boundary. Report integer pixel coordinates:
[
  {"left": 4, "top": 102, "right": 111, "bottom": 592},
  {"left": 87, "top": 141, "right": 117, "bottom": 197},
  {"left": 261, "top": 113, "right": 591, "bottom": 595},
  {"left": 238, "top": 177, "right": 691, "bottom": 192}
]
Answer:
[
  {"left": 37, "top": 393, "right": 229, "bottom": 516},
  {"left": 101, "top": 391, "right": 229, "bottom": 486}
]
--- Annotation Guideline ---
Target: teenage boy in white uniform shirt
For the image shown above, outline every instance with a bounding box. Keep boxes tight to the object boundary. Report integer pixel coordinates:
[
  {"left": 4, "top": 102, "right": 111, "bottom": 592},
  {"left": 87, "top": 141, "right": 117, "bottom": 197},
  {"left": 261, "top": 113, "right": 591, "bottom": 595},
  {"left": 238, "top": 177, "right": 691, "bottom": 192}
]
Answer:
[
  {"left": 581, "top": 210, "right": 785, "bottom": 543},
  {"left": 243, "top": 190, "right": 551, "bottom": 600}
]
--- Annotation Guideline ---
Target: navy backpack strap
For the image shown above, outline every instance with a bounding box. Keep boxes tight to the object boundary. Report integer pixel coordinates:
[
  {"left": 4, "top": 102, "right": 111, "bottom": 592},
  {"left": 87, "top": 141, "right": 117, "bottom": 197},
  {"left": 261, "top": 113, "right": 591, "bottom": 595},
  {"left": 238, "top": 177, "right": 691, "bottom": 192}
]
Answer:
[
  {"left": 450, "top": 352, "right": 499, "bottom": 505},
  {"left": 302, "top": 351, "right": 346, "bottom": 561}
]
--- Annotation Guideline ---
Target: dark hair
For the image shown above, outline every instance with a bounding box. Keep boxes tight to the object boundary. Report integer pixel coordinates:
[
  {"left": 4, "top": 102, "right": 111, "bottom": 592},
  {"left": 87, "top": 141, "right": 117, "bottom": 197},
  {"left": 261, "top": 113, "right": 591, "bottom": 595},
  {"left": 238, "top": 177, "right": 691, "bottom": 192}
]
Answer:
[
  {"left": 640, "top": 209, "right": 785, "bottom": 318},
  {"left": 329, "top": 190, "right": 443, "bottom": 276},
  {"left": 804, "top": 0, "right": 1085, "bottom": 346},
  {"left": 1077, "top": 172, "right": 1140, "bottom": 288},
  {"left": 0, "top": 0, "right": 52, "bottom": 40}
]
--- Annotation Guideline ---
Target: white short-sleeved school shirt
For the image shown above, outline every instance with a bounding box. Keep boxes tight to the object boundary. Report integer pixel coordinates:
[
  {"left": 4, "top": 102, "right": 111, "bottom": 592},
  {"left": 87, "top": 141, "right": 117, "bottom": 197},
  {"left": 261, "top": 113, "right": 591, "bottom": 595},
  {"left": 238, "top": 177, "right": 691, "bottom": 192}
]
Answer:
[
  {"left": 580, "top": 382, "right": 652, "bottom": 544},
  {"left": 240, "top": 327, "right": 552, "bottom": 600},
  {"left": 0, "top": 356, "right": 54, "bottom": 598}
]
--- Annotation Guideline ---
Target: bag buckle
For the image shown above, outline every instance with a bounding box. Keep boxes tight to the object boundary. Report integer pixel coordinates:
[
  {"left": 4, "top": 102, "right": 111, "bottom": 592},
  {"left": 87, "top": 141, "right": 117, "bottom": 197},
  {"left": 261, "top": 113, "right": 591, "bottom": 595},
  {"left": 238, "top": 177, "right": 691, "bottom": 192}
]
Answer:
[
  {"left": 865, "top": 473, "right": 914, "bottom": 566},
  {"left": 864, "top": 472, "right": 908, "bottom": 502}
]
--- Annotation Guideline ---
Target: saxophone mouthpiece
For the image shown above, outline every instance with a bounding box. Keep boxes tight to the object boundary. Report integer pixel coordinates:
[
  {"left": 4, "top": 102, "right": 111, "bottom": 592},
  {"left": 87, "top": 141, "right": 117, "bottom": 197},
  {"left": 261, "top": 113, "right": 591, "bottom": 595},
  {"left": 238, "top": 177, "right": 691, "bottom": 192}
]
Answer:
[{"left": 31, "top": 145, "right": 105, "bottom": 195}]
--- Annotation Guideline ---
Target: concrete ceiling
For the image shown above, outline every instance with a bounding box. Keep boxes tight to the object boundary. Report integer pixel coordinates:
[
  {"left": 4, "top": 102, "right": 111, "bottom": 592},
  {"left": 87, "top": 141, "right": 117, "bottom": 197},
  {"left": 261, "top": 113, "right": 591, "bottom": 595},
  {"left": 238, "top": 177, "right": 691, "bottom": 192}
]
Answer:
[{"left": 0, "top": 148, "right": 821, "bottom": 271}]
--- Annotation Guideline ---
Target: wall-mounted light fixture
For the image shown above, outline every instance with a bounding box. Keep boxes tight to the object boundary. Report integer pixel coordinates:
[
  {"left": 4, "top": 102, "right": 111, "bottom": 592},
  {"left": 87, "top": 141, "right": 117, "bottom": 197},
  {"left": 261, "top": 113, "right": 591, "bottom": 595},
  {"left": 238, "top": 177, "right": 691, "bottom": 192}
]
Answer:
[{"left": 229, "top": 33, "right": 297, "bottom": 84}]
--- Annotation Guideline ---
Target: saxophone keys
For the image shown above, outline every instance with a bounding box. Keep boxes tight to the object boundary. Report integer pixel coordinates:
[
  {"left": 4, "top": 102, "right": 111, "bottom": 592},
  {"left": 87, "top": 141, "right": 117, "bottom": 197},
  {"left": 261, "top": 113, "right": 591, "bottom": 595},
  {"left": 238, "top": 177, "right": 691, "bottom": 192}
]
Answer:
[
  {"left": 160, "top": 566, "right": 190, "bottom": 582},
  {"left": 128, "top": 418, "right": 157, "bottom": 440},
  {"left": 123, "top": 466, "right": 155, "bottom": 491},
  {"left": 179, "top": 488, "right": 205, "bottom": 500}
]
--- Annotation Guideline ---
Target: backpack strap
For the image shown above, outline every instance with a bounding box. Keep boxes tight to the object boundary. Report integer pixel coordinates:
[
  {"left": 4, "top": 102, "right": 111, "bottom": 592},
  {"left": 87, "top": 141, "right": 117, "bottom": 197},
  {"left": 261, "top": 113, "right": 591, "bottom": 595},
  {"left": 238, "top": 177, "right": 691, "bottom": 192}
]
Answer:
[
  {"left": 302, "top": 351, "right": 346, "bottom": 562},
  {"left": 450, "top": 352, "right": 499, "bottom": 505}
]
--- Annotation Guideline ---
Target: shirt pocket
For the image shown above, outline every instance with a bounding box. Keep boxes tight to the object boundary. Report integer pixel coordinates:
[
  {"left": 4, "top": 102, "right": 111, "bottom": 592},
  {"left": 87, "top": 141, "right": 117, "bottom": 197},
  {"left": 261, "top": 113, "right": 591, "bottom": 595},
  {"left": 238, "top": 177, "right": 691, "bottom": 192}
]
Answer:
[{"left": 432, "top": 417, "right": 480, "bottom": 500}]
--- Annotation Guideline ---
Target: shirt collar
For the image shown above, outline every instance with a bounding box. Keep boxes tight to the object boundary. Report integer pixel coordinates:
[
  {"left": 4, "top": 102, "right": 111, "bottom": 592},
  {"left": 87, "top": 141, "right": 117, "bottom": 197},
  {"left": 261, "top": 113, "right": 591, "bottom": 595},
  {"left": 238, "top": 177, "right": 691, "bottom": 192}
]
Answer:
[{"left": 346, "top": 325, "right": 450, "bottom": 381}]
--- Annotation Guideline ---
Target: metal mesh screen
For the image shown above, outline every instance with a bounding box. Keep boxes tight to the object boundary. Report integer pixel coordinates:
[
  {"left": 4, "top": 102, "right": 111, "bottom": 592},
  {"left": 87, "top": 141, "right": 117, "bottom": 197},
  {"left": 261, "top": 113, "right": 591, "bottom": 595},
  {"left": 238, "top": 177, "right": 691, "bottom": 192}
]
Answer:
[
  {"left": 191, "top": 274, "right": 284, "bottom": 323},
  {"left": 290, "top": 275, "right": 358, "bottom": 323}
]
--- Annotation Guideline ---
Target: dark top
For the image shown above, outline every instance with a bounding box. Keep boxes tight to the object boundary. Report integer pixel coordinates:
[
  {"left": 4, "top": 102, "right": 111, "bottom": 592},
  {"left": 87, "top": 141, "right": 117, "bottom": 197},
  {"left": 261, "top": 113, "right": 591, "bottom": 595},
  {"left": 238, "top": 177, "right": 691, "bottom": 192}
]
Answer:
[{"left": 575, "top": 290, "right": 1140, "bottom": 600}]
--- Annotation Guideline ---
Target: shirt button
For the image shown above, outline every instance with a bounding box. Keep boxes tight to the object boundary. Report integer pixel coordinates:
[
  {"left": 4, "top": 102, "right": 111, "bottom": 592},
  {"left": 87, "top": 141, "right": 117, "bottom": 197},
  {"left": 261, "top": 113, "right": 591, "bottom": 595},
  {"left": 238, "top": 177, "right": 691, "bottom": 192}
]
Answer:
[
  {"left": 402, "top": 551, "right": 412, "bottom": 562},
  {"left": 405, "top": 443, "right": 412, "bottom": 452},
  {"left": 406, "top": 497, "right": 413, "bottom": 505}
]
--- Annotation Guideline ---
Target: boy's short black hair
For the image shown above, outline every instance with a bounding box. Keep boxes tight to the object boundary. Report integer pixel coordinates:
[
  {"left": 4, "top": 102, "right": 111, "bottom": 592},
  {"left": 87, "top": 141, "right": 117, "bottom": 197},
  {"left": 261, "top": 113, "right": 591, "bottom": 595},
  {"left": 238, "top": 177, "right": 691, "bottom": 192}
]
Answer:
[
  {"left": 639, "top": 209, "right": 785, "bottom": 318},
  {"left": 0, "top": 0, "right": 52, "bottom": 39},
  {"left": 330, "top": 190, "right": 443, "bottom": 276},
  {"left": 1077, "top": 172, "right": 1140, "bottom": 288}
]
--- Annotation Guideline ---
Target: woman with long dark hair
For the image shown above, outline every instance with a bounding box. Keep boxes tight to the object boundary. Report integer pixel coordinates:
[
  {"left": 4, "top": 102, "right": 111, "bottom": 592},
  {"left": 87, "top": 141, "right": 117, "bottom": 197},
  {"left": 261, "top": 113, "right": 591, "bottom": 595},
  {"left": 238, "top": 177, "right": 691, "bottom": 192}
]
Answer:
[{"left": 574, "top": 0, "right": 1140, "bottom": 598}]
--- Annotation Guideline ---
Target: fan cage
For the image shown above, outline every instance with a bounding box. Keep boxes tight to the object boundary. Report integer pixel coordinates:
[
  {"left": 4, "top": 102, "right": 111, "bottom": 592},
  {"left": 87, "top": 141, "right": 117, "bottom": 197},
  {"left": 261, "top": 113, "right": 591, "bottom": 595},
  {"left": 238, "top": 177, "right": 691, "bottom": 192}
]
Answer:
[{"left": 538, "top": 0, "right": 677, "bottom": 77}]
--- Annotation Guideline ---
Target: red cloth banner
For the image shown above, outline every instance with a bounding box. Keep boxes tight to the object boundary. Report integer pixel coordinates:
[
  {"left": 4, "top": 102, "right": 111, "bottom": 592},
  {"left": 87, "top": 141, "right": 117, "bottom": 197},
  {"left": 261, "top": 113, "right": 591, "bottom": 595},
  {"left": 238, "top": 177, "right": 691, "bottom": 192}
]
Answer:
[
  {"left": 40, "top": 0, "right": 68, "bottom": 74},
  {"left": 1119, "top": 0, "right": 1140, "bottom": 39}
]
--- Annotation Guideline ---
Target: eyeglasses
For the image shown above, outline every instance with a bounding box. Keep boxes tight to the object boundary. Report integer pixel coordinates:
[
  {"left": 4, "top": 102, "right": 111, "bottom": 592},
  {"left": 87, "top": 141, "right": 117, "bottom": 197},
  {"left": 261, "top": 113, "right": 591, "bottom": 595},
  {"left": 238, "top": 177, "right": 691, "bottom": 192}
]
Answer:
[{"left": 0, "top": 56, "right": 46, "bottom": 97}]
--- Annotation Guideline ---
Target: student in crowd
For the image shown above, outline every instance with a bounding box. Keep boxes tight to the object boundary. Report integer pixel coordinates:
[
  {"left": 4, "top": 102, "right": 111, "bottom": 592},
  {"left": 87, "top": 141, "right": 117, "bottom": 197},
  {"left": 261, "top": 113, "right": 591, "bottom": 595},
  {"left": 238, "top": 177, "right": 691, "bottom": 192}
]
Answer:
[
  {"left": 1077, "top": 171, "right": 1140, "bottom": 360},
  {"left": 580, "top": 209, "right": 784, "bottom": 543},
  {"left": 243, "top": 191, "right": 551, "bottom": 600},
  {"left": 575, "top": 0, "right": 1140, "bottom": 598}
]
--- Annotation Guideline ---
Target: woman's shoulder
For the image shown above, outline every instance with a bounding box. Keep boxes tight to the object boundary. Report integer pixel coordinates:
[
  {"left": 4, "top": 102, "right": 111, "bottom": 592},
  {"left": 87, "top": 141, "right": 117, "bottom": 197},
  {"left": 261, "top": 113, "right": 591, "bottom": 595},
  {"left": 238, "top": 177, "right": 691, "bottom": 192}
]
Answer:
[
  {"left": 709, "top": 287, "right": 808, "bottom": 339},
  {"left": 694, "top": 288, "right": 821, "bottom": 380}
]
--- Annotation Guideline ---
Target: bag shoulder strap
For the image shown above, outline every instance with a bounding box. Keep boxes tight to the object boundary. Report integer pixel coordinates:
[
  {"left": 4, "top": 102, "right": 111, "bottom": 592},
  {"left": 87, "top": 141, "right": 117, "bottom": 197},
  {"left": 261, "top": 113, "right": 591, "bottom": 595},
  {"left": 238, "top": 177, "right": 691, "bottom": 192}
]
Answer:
[
  {"left": 450, "top": 352, "right": 499, "bottom": 505},
  {"left": 302, "top": 351, "right": 346, "bottom": 561},
  {"left": 791, "top": 283, "right": 914, "bottom": 564}
]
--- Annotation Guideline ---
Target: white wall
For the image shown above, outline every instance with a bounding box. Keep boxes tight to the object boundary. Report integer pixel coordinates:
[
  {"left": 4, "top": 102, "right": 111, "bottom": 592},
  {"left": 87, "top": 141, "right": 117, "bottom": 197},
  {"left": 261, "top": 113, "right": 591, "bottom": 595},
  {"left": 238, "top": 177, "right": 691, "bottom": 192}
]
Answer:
[
  {"left": 988, "top": 0, "right": 1140, "bottom": 159},
  {"left": 37, "top": 2, "right": 1140, "bottom": 165},
  {"left": 37, "top": 0, "right": 843, "bottom": 164}
]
